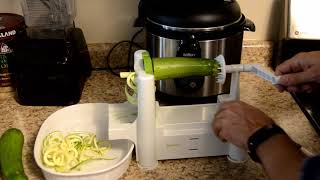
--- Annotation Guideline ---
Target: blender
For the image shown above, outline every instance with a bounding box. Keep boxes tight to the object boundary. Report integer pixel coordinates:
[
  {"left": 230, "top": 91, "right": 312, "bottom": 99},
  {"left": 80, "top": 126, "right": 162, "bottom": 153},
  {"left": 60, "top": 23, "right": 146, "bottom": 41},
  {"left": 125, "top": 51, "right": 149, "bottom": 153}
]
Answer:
[{"left": 13, "top": 0, "right": 92, "bottom": 106}]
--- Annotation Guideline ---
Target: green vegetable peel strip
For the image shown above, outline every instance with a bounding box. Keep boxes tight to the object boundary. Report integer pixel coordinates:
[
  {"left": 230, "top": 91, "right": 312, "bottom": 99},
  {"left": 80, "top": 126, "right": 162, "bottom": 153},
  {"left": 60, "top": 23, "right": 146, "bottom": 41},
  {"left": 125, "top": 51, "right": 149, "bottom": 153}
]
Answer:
[{"left": 41, "top": 131, "right": 115, "bottom": 172}]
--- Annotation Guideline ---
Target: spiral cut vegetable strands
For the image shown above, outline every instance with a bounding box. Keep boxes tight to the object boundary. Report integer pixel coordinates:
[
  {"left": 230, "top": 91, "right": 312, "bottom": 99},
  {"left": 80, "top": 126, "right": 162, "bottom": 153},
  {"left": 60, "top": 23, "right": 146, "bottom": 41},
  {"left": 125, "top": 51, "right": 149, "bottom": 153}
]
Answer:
[
  {"left": 41, "top": 131, "right": 115, "bottom": 172},
  {"left": 121, "top": 72, "right": 138, "bottom": 104}
]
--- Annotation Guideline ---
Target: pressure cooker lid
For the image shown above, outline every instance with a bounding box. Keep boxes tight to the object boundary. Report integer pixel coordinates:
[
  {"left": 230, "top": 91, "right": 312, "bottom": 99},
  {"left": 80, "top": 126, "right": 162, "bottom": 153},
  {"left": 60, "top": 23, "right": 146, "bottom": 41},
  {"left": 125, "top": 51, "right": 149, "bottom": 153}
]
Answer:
[{"left": 144, "top": 0, "right": 242, "bottom": 28}]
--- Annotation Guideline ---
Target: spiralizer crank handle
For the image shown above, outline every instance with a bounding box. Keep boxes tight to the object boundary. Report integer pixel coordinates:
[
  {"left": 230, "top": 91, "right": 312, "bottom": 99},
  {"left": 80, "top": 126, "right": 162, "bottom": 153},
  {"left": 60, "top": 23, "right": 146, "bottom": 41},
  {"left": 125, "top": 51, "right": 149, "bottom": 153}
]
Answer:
[{"left": 216, "top": 60, "right": 248, "bottom": 163}]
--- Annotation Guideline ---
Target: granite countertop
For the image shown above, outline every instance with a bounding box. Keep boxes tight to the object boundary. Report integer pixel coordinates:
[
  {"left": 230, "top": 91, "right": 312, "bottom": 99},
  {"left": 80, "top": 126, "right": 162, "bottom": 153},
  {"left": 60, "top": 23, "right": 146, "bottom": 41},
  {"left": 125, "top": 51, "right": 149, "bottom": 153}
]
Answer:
[{"left": 0, "top": 41, "right": 319, "bottom": 180}]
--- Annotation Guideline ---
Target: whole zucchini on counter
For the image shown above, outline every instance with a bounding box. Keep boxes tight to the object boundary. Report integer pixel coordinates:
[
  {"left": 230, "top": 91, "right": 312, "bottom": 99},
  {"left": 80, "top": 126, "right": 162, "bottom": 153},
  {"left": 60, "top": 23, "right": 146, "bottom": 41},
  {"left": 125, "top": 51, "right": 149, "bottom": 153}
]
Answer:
[{"left": 0, "top": 128, "right": 28, "bottom": 180}]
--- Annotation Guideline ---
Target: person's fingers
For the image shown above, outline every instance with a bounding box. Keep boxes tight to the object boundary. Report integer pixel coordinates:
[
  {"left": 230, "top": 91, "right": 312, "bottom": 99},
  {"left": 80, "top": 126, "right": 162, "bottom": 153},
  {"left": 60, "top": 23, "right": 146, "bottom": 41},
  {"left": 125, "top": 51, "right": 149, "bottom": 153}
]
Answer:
[
  {"left": 309, "top": 83, "right": 320, "bottom": 92},
  {"left": 285, "top": 84, "right": 314, "bottom": 93},
  {"left": 214, "top": 101, "right": 236, "bottom": 122},
  {"left": 306, "top": 89, "right": 313, "bottom": 93},
  {"left": 278, "top": 71, "right": 314, "bottom": 86},
  {"left": 213, "top": 109, "right": 234, "bottom": 142},
  {"left": 216, "top": 101, "right": 236, "bottom": 115},
  {"left": 300, "top": 84, "right": 313, "bottom": 93},
  {"left": 213, "top": 119, "right": 227, "bottom": 143},
  {"left": 212, "top": 118, "right": 221, "bottom": 136},
  {"left": 213, "top": 112, "right": 224, "bottom": 136},
  {"left": 275, "top": 84, "right": 285, "bottom": 92},
  {"left": 286, "top": 86, "right": 299, "bottom": 93},
  {"left": 214, "top": 115, "right": 228, "bottom": 142},
  {"left": 218, "top": 101, "right": 245, "bottom": 113},
  {"left": 275, "top": 54, "right": 304, "bottom": 75},
  {"left": 218, "top": 129, "right": 228, "bottom": 143}
]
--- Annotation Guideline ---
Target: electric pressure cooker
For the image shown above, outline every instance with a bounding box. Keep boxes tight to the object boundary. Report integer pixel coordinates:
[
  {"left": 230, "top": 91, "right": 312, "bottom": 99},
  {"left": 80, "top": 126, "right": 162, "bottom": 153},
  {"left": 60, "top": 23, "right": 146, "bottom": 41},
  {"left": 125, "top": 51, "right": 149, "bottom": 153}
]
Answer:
[{"left": 139, "top": 0, "right": 255, "bottom": 103}]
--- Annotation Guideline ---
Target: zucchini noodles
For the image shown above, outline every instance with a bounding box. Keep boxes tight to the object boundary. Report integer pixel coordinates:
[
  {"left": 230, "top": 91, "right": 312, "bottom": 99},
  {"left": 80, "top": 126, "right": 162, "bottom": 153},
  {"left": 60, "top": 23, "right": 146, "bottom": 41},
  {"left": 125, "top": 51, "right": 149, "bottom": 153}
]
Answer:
[
  {"left": 120, "top": 72, "right": 137, "bottom": 104},
  {"left": 41, "top": 131, "right": 115, "bottom": 172}
]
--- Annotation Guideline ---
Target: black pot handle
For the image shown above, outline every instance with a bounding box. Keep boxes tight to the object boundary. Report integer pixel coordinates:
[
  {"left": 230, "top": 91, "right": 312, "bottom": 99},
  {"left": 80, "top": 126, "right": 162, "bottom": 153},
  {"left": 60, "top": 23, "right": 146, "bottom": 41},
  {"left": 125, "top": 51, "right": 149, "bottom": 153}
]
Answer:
[{"left": 244, "top": 18, "right": 256, "bottom": 32}]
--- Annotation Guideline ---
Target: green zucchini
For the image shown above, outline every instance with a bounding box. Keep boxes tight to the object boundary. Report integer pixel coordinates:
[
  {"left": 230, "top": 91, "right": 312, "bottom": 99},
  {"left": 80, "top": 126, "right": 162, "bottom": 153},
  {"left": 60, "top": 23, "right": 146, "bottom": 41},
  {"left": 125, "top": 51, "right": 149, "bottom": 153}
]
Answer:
[
  {"left": 152, "top": 57, "right": 220, "bottom": 80},
  {"left": 142, "top": 52, "right": 220, "bottom": 80},
  {"left": 0, "top": 128, "right": 28, "bottom": 180}
]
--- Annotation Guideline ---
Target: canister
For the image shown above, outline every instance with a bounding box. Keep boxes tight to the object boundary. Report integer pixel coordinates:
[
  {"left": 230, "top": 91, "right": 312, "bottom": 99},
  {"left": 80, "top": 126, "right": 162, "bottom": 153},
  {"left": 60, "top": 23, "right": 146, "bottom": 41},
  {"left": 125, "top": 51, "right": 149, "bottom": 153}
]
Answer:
[{"left": 0, "top": 13, "right": 26, "bottom": 94}]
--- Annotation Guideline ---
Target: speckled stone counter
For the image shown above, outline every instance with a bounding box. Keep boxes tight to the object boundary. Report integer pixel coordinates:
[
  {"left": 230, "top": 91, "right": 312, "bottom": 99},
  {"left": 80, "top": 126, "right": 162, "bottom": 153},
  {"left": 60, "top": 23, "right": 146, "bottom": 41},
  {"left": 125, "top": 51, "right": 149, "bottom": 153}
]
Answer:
[{"left": 0, "top": 41, "right": 319, "bottom": 180}]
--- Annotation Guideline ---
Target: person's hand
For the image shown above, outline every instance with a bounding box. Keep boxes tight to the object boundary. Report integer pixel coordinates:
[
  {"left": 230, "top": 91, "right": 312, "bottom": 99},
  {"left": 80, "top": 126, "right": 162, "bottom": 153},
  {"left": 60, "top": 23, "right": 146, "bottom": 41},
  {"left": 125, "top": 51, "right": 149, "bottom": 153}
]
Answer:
[
  {"left": 275, "top": 51, "right": 320, "bottom": 93},
  {"left": 212, "top": 101, "right": 274, "bottom": 150}
]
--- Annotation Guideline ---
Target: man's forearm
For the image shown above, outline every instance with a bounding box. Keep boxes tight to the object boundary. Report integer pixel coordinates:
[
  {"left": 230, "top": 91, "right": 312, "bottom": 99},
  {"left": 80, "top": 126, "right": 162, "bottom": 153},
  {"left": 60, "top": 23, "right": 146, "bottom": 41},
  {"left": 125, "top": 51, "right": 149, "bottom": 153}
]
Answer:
[{"left": 256, "top": 134, "right": 307, "bottom": 180}]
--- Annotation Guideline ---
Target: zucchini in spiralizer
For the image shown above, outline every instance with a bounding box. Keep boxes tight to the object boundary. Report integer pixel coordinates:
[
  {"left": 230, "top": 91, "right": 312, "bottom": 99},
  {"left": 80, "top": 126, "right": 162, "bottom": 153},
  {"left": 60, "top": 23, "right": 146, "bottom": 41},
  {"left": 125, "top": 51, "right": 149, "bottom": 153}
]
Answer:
[
  {"left": 152, "top": 57, "right": 221, "bottom": 80},
  {"left": 120, "top": 51, "right": 224, "bottom": 104},
  {"left": 142, "top": 52, "right": 221, "bottom": 80}
]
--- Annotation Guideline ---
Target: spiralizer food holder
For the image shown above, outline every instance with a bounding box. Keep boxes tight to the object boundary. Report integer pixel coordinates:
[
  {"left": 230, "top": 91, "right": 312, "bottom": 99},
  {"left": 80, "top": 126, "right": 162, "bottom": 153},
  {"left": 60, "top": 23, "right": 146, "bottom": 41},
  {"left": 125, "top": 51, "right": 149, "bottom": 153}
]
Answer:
[{"left": 108, "top": 50, "right": 280, "bottom": 170}]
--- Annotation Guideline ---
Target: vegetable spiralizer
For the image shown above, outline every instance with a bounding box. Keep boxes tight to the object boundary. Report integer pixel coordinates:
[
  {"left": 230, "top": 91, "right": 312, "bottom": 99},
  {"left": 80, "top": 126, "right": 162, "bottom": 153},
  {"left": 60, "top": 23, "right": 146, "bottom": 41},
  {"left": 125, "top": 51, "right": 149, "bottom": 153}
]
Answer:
[{"left": 108, "top": 50, "right": 280, "bottom": 170}]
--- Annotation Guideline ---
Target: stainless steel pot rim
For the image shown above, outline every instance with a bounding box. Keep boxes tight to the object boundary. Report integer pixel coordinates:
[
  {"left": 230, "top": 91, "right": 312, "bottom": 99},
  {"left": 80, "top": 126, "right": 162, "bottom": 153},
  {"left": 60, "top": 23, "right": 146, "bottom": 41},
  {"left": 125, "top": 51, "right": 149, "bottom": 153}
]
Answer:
[
  {"left": 146, "top": 15, "right": 243, "bottom": 32},
  {"left": 147, "top": 31, "right": 243, "bottom": 41}
]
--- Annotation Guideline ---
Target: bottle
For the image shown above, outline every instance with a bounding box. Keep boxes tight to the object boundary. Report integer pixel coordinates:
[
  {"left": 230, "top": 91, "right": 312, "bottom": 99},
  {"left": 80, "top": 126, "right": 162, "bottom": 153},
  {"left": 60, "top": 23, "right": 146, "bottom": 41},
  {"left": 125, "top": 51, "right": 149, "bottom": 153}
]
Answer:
[
  {"left": 0, "top": 43, "right": 14, "bottom": 94},
  {"left": 0, "top": 13, "right": 26, "bottom": 99}
]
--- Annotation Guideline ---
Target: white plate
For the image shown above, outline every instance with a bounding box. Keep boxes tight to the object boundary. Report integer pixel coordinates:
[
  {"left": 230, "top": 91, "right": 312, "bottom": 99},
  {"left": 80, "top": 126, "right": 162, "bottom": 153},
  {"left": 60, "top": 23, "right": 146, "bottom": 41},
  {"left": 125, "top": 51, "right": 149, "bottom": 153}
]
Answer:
[{"left": 34, "top": 103, "right": 134, "bottom": 180}]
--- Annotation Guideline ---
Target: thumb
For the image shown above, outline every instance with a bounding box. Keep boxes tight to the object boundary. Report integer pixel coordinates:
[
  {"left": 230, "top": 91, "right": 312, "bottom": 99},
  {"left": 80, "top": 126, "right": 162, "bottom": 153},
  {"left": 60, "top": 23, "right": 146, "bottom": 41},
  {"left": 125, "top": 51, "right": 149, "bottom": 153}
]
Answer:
[{"left": 278, "top": 71, "right": 314, "bottom": 86}]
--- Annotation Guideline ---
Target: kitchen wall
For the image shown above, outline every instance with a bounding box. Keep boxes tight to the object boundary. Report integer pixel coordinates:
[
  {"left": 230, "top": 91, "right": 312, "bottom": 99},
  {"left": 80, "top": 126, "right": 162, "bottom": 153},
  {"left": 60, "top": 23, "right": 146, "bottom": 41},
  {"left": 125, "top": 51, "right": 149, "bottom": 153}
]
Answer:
[
  {"left": 0, "top": 0, "right": 282, "bottom": 44},
  {"left": 0, "top": 0, "right": 22, "bottom": 14},
  {"left": 240, "top": 0, "right": 282, "bottom": 41}
]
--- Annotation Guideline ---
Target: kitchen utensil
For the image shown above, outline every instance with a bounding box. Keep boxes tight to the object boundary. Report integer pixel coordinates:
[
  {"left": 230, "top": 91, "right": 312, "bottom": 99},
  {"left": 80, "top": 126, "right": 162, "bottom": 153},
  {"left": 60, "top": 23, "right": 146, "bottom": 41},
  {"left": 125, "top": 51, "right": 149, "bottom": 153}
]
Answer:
[
  {"left": 36, "top": 50, "right": 281, "bottom": 178},
  {"left": 215, "top": 55, "right": 280, "bottom": 85},
  {"left": 13, "top": 28, "right": 91, "bottom": 106},
  {"left": 108, "top": 50, "right": 249, "bottom": 170},
  {"left": 14, "top": 0, "right": 91, "bottom": 106},
  {"left": 21, "top": 0, "right": 76, "bottom": 29},
  {"left": 114, "top": 50, "right": 282, "bottom": 169}
]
